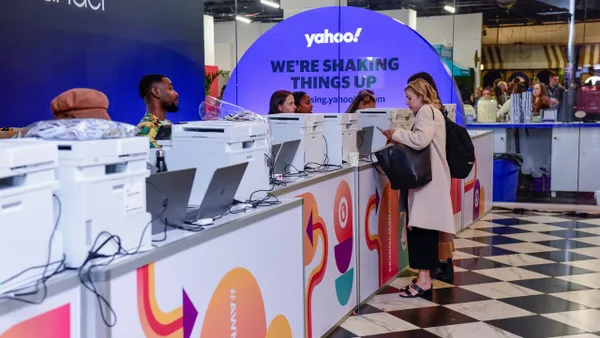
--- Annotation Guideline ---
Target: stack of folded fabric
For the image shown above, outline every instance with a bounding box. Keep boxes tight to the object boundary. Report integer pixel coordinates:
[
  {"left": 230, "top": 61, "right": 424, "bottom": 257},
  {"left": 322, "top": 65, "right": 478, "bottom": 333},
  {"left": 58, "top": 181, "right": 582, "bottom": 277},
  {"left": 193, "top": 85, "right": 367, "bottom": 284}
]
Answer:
[
  {"left": 521, "top": 92, "right": 533, "bottom": 123},
  {"left": 510, "top": 93, "right": 521, "bottom": 123}
]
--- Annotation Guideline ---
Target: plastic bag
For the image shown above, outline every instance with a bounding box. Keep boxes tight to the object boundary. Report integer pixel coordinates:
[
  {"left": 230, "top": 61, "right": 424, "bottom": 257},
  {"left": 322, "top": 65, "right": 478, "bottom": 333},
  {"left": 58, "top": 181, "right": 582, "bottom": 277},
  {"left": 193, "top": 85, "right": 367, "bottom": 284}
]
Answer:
[
  {"left": 199, "top": 96, "right": 272, "bottom": 152},
  {"left": 20, "top": 119, "right": 137, "bottom": 140}
]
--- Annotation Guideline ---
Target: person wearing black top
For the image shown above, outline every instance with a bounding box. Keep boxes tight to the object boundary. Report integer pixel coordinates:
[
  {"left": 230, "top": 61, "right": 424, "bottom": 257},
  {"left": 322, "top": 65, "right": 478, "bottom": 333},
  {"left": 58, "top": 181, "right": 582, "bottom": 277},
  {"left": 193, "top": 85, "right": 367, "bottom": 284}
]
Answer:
[{"left": 406, "top": 72, "right": 455, "bottom": 281}]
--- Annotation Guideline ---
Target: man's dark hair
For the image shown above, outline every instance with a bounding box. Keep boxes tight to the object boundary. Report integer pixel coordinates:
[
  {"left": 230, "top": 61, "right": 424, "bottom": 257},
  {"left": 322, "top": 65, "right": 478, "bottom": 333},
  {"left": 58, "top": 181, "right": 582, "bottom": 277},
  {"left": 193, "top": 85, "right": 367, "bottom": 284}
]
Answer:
[
  {"left": 138, "top": 74, "right": 166, "bottom": 99},
  {"left": 407, "top": 72, "right": 439, "bottom": 94},
  {"left": 550, "top": 73, "right": 559, "bottom": 78}
]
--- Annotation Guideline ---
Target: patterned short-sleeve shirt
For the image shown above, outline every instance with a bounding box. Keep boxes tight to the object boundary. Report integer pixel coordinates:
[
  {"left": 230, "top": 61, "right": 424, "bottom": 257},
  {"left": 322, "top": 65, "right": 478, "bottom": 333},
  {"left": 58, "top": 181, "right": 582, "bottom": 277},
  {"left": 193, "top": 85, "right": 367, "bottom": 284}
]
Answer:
[{"left": 136, "top": 112, "right": 172, "bottom": 148}]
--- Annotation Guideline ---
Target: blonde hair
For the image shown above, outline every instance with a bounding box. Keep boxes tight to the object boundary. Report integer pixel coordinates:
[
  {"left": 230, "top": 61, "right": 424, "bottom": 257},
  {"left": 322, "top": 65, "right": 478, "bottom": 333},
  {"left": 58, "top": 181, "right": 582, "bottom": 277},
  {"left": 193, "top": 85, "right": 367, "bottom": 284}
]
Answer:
[{"left": 405, "top": 79, "right": 442, "bottom": 110}]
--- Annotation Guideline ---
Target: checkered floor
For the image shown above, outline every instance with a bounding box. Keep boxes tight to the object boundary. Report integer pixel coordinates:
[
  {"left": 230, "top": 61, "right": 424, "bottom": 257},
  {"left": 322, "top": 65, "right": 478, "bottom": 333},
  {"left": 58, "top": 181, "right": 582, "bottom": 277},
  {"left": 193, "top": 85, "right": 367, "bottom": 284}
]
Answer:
[{"left": 328, "top": 209, "right": 600, "bottom": 338}]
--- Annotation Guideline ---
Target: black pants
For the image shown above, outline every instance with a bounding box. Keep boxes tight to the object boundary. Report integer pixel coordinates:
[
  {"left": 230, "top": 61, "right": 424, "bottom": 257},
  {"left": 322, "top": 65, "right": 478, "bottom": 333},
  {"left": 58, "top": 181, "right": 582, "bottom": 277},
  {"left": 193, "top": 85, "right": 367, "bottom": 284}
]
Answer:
[
  {"left": 407, "top": 226, "right": 440, "bottom": 271},
  {"left": 401, "top": 188, "right": 440, "bottom": 270}
]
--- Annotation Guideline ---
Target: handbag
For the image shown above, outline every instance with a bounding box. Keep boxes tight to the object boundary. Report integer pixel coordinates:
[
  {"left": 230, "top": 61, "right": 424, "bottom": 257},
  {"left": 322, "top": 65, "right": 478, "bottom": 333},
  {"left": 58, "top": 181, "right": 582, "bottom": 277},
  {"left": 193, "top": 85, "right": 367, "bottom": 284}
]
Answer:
[{"left": 371, "top": 108, "right": 434, "bottom": 190}]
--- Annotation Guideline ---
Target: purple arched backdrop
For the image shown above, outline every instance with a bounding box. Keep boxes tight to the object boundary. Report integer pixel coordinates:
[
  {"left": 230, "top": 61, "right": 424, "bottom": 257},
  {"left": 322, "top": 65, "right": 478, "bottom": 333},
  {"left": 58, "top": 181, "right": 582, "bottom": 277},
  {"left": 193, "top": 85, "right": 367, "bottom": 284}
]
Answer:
[{"left": 223, "top": 6, "right": 463, "bottom": 124}]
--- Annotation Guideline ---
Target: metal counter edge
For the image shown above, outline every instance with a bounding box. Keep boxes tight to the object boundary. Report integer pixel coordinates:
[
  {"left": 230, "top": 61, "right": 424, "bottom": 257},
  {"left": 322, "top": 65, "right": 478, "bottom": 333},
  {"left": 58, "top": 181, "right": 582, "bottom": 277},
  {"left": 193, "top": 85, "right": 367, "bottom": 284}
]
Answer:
[
  {"left": 272, "top": 166, "right": 355, "bottom": 197},
  {"left": 91, "top": 198, "right": 303, "bottom": 283},
  {"left": 0, "top": 271, "right": 81, "bottom": 316}
]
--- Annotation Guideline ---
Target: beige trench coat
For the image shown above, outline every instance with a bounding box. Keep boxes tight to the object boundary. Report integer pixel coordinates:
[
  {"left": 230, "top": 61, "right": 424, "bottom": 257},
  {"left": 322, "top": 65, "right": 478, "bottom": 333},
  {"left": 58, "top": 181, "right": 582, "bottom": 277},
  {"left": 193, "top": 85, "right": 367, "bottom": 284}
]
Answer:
[{"left": 391, "top": 104, "right": 455, "bottom": 235}]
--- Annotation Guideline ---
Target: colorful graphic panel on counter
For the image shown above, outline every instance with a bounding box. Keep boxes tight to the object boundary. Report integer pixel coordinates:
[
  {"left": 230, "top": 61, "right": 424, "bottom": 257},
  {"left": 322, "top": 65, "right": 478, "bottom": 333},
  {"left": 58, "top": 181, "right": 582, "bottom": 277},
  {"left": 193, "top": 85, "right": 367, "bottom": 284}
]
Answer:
[
  {"left": 104, "top": 204, "right": 304, "bottom": 337},
  {"left": 223, "top": 6, "right": 461, "bottom": 120},
  {"left": 463, "top": 132, "right": 494, "bottom": 223},
  {"left": 276, "top": 173, "right": 357, "bottom": 338},
  {"left": 0, "top": 304, "right": 70, "bottom": 338}
]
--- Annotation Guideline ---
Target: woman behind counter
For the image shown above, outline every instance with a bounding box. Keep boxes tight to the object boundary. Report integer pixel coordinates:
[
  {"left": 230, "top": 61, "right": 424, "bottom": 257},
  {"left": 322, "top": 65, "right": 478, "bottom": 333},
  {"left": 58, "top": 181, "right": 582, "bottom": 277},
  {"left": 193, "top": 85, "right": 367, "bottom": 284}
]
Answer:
[
  {"left": 344, "top": 90, "right": 376, "bottom": 113},
  {"left": 268, "top": 90, "right": 297, "bottom": 115},
  {"left": 532, "top": 83, "right": 551, "bottom": 116},
  {"left": 293, "top": 91, "right": 313, "bottom": 114},
  {"left": 381, "top": 79, "right": 455, "bottom": 298}
]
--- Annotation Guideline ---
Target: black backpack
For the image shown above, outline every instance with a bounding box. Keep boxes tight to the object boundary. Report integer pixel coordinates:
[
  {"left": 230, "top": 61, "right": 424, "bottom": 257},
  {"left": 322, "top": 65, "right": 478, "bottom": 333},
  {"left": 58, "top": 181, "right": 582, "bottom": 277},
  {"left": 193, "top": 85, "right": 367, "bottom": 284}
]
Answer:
[{"left": 442, "top": 108, "right": 475, "bottom": 178}]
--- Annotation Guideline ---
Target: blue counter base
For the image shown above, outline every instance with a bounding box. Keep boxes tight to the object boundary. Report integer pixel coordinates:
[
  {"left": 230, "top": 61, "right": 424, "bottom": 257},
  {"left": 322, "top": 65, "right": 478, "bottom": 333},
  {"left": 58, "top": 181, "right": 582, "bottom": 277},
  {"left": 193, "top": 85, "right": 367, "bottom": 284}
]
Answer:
[{"left": 468, "top": 122, "right": 600, "bottom": 129}]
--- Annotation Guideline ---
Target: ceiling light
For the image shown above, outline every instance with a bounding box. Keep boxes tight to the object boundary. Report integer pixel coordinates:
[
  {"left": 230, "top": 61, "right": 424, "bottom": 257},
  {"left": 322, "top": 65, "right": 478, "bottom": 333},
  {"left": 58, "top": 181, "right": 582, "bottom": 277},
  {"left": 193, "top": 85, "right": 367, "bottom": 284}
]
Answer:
[
  {"left": 236, "top": 15, "right": 252, "bottom": 24},
  {"left": 260, "top": 0, "right": 280, "bottom": 9},
  {"left": 480, "top": 64, "right": 485, "bottom": 71},
  {"left": 444, "top": 5, "right": 456, "bottom": 13}
]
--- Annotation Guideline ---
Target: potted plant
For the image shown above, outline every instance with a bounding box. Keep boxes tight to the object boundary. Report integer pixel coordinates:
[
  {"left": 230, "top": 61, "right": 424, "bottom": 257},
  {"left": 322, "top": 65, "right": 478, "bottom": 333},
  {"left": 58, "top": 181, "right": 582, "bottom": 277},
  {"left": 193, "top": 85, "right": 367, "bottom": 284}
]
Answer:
[{"left": 205, "top": 69, "right": 227, "bottom": 97}]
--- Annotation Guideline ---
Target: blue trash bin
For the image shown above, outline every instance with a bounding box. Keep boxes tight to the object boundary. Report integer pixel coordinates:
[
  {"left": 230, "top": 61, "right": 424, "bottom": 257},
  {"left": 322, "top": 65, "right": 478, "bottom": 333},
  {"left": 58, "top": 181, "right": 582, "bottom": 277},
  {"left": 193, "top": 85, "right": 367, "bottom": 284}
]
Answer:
[{"left": 493, "top": 153, "right": 523, "bottom": 202}]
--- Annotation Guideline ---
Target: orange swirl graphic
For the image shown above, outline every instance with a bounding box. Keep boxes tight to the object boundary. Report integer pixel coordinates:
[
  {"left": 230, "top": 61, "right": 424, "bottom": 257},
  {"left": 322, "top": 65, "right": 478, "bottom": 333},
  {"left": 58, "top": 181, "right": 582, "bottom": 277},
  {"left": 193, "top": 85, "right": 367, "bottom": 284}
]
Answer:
[
  {"left": 0, "top": 304, "right": 70, "bottom": 338},
  {"left": 364, "top": 182, "right": 400, "bottom": 286},
  {"left": 464, "top": 155, "right": 478, "bottom": 192},
  {"left": 298, "top": 192, "right": 328, "bottom": 338},
  {"left": 137, "top": 264, "right": 185, "bottom": 338},
  {"left": 200, "top": 267, "right": 292, "bottom": 338},
  {"left": 364, "top": 193, "right": 382, "bottom": 283}
]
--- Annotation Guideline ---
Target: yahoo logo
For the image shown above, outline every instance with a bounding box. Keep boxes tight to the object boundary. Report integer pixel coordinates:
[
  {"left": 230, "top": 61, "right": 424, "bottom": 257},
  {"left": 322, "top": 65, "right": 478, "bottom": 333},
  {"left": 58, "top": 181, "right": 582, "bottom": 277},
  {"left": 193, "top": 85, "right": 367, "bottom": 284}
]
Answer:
[
  {"left": 305, "top": 28, "right": 362, "bottom": 48},
  {"left": 45, "top": 0, "right": 105, "bottom": 11}
]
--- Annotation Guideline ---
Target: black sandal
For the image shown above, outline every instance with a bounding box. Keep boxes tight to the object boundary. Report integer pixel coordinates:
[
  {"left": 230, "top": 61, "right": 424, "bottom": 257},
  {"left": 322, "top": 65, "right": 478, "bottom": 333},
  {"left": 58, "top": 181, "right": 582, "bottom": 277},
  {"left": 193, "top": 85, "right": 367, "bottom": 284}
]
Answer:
[{"left": 399, "top": 283, "right": 432, "bottom": 298}]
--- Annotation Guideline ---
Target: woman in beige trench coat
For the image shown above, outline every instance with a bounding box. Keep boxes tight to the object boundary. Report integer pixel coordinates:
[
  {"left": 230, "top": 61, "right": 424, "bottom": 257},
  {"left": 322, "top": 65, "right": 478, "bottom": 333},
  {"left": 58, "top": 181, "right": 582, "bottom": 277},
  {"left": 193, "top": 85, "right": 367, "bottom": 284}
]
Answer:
[{"left": 381, "top": 79, "right": 455, "bottom": 298}]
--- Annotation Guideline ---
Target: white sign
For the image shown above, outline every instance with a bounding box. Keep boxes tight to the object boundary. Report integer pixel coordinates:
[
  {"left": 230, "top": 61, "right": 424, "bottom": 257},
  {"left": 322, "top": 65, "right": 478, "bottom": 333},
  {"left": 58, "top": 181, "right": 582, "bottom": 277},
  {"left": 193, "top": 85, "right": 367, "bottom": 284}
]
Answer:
[
  {"left": 45, "top": 0, "right": 105, "bottom": 11},
  {"left": 305, "top": 28, "right": 362, "bottom": 48}
]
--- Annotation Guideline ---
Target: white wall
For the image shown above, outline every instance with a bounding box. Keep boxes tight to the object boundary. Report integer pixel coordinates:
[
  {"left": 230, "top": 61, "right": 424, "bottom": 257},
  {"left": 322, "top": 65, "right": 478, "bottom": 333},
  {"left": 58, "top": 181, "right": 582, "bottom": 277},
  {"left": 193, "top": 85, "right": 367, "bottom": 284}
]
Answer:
[
  {"left": 379, "top": 9, "right": 417, "bottom": 30},
  {"left": 214, "top": 21, "right": 276, "bottom": 71},
  {"left": 204, "top": 15, "right": 215, "bottom": 65},
  {"left": 417, "top": 13, "right": 483, "bottom": 88},
  {"left": 482, "top": 22, "right": 600, "bottom": 45}
]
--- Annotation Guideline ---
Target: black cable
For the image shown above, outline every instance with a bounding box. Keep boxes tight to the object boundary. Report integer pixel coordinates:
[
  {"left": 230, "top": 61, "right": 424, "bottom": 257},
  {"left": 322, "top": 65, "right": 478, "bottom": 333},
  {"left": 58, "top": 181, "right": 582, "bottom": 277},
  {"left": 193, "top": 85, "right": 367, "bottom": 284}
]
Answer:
[
  {"left": 0, "top": 194, "right": 66, "bottom": 304},
  {"left": 146, "top": 180, "right": 170, "bottom": 243},
  {"left": 78, "top": 181, "right": 166, "bottom": 327}
]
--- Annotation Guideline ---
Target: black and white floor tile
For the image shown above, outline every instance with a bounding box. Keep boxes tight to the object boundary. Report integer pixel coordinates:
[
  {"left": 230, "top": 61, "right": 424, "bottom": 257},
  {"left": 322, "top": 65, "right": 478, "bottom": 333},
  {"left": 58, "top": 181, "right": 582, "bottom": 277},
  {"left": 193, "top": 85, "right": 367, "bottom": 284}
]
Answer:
[{"left": 327, "top": 209, "right": 600, "bottom": 338}]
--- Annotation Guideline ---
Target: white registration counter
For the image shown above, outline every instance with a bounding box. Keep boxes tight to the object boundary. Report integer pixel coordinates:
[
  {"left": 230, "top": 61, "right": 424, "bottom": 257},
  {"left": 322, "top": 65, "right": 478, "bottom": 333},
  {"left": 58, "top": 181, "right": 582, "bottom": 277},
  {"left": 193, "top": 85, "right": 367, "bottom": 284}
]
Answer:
[{"left": 0, "top": 130, "right": 495, "bottom": 338}]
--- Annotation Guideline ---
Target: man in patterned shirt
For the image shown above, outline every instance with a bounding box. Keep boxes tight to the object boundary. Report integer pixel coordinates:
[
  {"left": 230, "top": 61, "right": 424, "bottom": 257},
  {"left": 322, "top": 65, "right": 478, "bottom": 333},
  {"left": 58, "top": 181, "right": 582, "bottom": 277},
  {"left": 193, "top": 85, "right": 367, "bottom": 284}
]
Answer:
[{"left": 136, "top": 74, "right": 179, "bottom": 148}]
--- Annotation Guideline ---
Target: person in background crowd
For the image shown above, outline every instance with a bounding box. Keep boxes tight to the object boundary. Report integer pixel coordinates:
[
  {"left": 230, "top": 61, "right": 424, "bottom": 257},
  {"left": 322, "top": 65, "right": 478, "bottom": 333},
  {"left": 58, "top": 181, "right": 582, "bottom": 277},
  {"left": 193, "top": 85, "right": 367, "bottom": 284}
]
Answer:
[
  {"left": 497, "top": 82, "right": 527, "bottom": 121},
  {"left": 51, "top": 88, "right": 111, "bottom": 120},
  {"left": 136, "top": 74, "right": 179, "bottom": 149},
  {"left": 345, "top": 90, "right": 376, "bottom": 114},
  {"left": 293, "top": 91, "right": 313, "bottom": 114},
  {"left": 493, "top": 85, "right": 506, "bottom": 106},
  {"left": 493, "top": 78, "right": 502, "bottom": 88},
  {"left": 547, "top": 73, "right": 564, "bottom": 107},
  {"left": 482, "top": 87, "right": 492, "bottom": 98},
  {"left": 474, "top": 87, "right": 483, "bottom": 106},
  {"left": 460, "top": 87, "right": 474, "bottom": 106},
  {"left": 268, "top": 90, "right": 296, "bottom": 115},
  {"left": 380, "top": 79, "right": 455, "bottom": 297},
  {"left": 499, "top": 81, "right": 509, "bottom": 100},
  {"left": 406, "top": 72, "right": 455, "bottom": 281},
  {"left": 532, "top": 83, "right": 552, "bottom": 115}
]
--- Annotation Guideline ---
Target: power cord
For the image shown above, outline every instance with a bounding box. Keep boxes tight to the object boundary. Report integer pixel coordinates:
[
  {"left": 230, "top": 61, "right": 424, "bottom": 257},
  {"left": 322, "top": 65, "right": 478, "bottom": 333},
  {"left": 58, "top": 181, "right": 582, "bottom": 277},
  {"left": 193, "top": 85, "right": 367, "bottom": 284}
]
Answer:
[
  {"left": 304, "top": 135, "right": 343, "bottom": 173},
  {"left": 0, "top": 194, "right": 67, "bottom": 304},
  {"left": 78, "top": 181, "right": 164, "bottom": 327}
]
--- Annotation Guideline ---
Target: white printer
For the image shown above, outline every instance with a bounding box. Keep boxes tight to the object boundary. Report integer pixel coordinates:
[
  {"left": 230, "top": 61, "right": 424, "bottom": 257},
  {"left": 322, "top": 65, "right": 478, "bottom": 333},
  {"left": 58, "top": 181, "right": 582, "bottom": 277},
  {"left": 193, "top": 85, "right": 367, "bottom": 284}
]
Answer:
[
  {"left": 268, "top": 114, "right": 325, "bottom": 170},
  {"left": 319, "top": 113, "right": 358, "bottom": 165},
  {"left": 357, "top": 108, "right": 408, "bottom": 152},
  {"left": 53, "top": 137, "right": 151, "bottom": 267},
  {"left": 0, "top": 139, "right": 61, "bottom": 290},
  {"left": 169, "top": 120, "right": 270, "bottom": 204}
]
